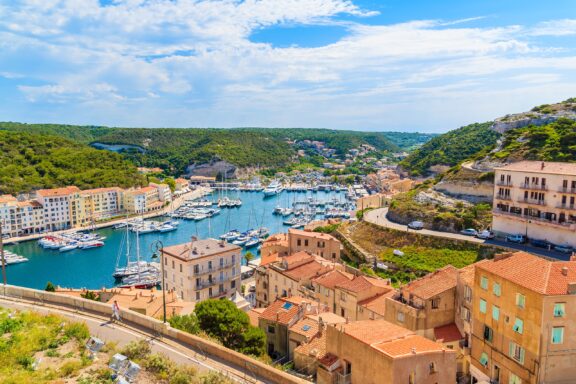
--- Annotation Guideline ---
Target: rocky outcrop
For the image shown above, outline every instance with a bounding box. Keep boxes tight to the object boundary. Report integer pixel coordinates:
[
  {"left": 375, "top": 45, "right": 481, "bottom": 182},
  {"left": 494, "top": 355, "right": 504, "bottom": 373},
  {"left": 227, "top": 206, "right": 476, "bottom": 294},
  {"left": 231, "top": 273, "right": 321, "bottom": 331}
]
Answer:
[
  {"left": 186, "top": 159, "right": 236, "bottom": 179},
  {"left": 491, "top": 110, "right": 576, "bottom": 134},
  {"left": 434, "top": 162, "right": 495, "bottom": 203}
]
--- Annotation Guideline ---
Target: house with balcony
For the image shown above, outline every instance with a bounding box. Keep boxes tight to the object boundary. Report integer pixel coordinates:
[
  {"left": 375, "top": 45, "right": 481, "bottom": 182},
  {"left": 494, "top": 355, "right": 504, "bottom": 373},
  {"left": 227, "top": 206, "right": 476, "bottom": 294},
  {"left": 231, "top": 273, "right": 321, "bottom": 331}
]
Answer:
[{"left": 492, "top": 161, "right": 576, "bottom": 247}]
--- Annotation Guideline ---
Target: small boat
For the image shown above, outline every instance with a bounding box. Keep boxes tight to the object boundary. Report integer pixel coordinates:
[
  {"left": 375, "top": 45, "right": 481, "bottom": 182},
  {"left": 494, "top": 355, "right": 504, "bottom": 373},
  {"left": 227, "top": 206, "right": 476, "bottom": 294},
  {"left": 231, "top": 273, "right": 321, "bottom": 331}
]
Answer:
[
  {"left": 233, "top": 236, "right": 249, "bottom": 246},
  {"left": 59, "top": 242, "right": 79, "bottom": 252},
  {"left": 79, "top": 240, "right": 104, "bottom": 249},
  {"left": 220, "top": 230, "right": 241, "bottom": 241},
  {"left": 158, "top": 224, "right": 177, "bottom": 233},
  {"left": 263, "top": 180, "right": 283, "bottom": 197},
  {"left": 113, "top": 222, "right": 128, "bottom": 229},
  {"left": 245, "top": 237, "right": 260, "bottom": 248}
]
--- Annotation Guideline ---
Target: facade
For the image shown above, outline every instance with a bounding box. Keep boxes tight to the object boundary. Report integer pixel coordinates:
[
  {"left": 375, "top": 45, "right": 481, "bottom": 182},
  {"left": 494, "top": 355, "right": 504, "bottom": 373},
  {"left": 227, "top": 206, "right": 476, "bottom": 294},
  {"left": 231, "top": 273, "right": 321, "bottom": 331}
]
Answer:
[
  {"left": 287, "top": 228, "right": 342, "bottom": 262},
  {"left": 471, "top": 252, "right": 576, "bottom": 384},
  {"left": 70, "top": 187, "right": 123, "bottom": 227},
  {"left": 36, "top": 186, "right": 80, "bottom": 231},
  {"left": 123, "top": 186, "right": 163, "bottom": 214},
  {"left": 174, "top": 178, "right": 189, "bottom": 192},
  {"left": 0, "top": 196, "right": 45, "bottom": 237},
  {"left": 161, "top": 238, "right": 242, "bottom": 302},
  {"left": 317, "top": 320, "right": 457, "bottom": 384},
  {"left": 260, "top": 233, "right": 289, "bottom": 260},
  {"left": 492, "top": 161, "right": 576, "bottom": 247}
]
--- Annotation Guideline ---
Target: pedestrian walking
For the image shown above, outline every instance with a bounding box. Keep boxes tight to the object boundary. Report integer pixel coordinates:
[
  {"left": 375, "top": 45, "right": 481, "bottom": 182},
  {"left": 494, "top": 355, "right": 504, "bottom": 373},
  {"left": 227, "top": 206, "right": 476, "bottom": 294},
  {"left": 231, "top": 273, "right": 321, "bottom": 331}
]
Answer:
[{"left": 111, "top": 300, "right": 121, "bottom": 322}]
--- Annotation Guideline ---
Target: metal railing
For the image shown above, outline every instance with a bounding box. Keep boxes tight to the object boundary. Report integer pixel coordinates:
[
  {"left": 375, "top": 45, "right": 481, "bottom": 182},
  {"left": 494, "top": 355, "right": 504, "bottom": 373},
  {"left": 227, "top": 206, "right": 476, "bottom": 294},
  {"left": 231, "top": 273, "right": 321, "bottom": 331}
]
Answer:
[
  {"left": 558, "top": 187, "right": 576, "bottom": 194},
  {"left": 517, "top": 198, "right": 546, "bottom": 206},
  {"left": 556, "top": 204, "right": 576, "bottom": 210},
  {"left": 519, "top": 183, "right": 548, "bottom": 191},
  {"left": 496, "top": 181, "right": 513, "bottom": 186},
  {"left": 495, "top": 194, "right": 511, "bottom": 201}
]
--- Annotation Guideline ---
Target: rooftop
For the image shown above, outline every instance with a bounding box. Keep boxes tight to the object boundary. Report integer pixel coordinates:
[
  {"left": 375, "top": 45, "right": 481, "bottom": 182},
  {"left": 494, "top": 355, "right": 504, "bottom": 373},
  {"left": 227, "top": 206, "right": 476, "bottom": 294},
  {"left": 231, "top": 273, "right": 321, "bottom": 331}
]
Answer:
[
  {"left": 337, "top": 275, "right": 390, "bottom": 294},
  {"left": 306, "top": 312, "right": 347, "bottom": 325},
  {"left": 80, "top": 187, "right": 122, "bottom": 195},
  {"left": 433, "top": 323, "right": 463, "bottom": 343},
  {"left": 289, "top": 228, "right": 340, "bottom": 242},
  {"left": 36, "top": 186, "right": 80, "bottom": 197},
  {"left": 374, "top": 334, "right": 451, "bottom": 358},
  {"left": 494, "top": 161, "right": 576, "bottom": 176},
  {"left": 357, "top": 291, "right": 396, "bottom": 317},
  {"left": 259, "top": 297, "right": 305, "bottom": 325},
  {"left": 0, "top": 195, "right": 17, "bottom": 203},
  {"left": 312, "top": 270, "right": 353, "bottom": 290},
  {"left": 162, "top": 238, "right": 241, "bottom": 261},
  {"left": 337, "top": 320, "right": 413, "bottom": 345},
  {"left": 294, "top": 329, "right": 327, "bottom": 359},
  {"left": 289, "top": 318, "right": 320, "bottom": 338},
  {"left": 401, "top": 265, "right": 459, "bottom": 300},
  {"left": 478, "top": 252, "right": 576, "bottom": 295}
]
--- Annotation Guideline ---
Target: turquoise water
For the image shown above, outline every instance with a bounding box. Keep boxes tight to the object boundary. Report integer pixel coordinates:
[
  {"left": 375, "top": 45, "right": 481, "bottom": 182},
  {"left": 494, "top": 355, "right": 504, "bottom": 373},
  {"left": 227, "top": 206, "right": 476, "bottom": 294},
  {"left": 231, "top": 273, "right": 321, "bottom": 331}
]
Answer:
[{"left": 4, "top": 191, "right": 346, "bottom": 290}]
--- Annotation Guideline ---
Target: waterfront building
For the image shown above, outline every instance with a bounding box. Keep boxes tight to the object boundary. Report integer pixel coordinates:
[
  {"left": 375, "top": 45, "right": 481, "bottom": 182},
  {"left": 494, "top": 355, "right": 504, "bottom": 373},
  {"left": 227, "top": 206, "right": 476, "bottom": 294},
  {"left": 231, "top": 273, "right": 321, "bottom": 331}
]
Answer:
[
  {"left": 36, "top": 186, "right": 81, "bottom": 231},
  {"left": 0, "top": 195, "right": 45, "bottom": 237},
  {"left": 174, "top": 178, "right": 189, "bottom": 193},
  {"left": 70, "top": 187, "right": 123, "bottom": 227},
  {"left": 316, "top": 320, "right": 456, "bottom": 384},
  {"left": 123, "top": 186, "right": 163, "bottom": 214},
  {"left": 288, "top": 228, "right": 342, "bottom": 262},
  {"left": 161, "top": 238, "right": 242, "bottom": 302},
  {"left": 260, "top": 233, "right": 289, "bottom": 260},
  {"left": 149, "top": 182, "right": 172, "bottom": 203},
  {"left": 471, "top": 251, "right": 576, "bottom": 384},
  {"left": 492, "top": 161, "right": 576, "bottom": 247}
]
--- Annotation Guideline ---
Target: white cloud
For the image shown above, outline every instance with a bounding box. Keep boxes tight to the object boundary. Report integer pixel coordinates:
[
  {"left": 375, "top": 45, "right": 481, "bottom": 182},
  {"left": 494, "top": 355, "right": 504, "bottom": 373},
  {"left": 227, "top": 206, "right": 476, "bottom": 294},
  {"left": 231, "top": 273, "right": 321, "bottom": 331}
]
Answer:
[{"left": 530, "top": 19, "right": 576, "bottom": 36}]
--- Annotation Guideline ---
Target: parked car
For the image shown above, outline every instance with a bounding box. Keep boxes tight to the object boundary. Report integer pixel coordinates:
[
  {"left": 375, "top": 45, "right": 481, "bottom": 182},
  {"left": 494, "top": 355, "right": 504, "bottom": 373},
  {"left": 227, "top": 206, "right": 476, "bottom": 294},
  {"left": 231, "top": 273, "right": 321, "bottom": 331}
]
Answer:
[
  {"left": 476, "top": 230, "right": 495, "bottom": 240},
  {"left": 531, "top": 239, "right": 551, "bottom": 249},
  {"left": 506, "top": 234, "right": 526, "bottom": 244},
  {"left": 555, "top": 244, "right": 573, "bottom": 254},
  {"left": 460, "top": 228, "right": 478, "bottom": 236},
  {"left": 407, "top": 221, "right": 424, "bottom": 230}
]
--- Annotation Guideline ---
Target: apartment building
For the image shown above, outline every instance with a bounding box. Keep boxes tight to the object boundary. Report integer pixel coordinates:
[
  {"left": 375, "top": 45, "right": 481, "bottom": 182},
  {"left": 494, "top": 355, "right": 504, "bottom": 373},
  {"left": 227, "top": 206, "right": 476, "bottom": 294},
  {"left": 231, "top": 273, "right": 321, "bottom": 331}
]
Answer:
[
  {"left": 471, "top": 252, "right": 576, "bottom": 384},
  {"left": 123, "top": 186, "right": 163, "bottom": 214},
  {"left": 161, "top": 238, "right": 242, "bottom": 302},
  {"left": 70, "top": 187, "right": 123, "bottom": 227},
  {"left": 0, "top": 196, "right": 45, "bottom": 237},
  {"left": 317, "top": 320, "right": 456, "bottom": 384},
  {"left": 36, "top": 186, "right": 81, "bottom": 231},
  {"left": 260, "top": 233, "right": 289, "bottom": 260},
  {"left": 149, "top": 182, "right": 172, "bottom": 203},
  {"left": 493, "top": 161, "right": 576, "bottom": 247},
  {"left": 288, "top": 229, "right": 342, "bottom": 262}
]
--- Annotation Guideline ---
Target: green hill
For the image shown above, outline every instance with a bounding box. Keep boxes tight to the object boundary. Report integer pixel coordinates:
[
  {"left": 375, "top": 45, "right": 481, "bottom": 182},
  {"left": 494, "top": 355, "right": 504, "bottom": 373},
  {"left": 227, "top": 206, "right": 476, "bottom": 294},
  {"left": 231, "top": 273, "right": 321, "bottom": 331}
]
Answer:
[
  {"left": 399, "top": 122, "right": 500, "bottom": 176},
  {"left": 0, "top": 131, "right": 145, "bottom": 194}
]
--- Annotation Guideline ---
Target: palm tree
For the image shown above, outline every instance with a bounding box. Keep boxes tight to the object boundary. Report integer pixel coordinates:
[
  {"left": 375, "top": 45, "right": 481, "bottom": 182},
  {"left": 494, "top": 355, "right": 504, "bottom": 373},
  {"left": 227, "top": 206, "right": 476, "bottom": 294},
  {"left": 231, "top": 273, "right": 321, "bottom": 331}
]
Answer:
[{"left": 244, "top": 251, "right": 255, "bottom": 265}]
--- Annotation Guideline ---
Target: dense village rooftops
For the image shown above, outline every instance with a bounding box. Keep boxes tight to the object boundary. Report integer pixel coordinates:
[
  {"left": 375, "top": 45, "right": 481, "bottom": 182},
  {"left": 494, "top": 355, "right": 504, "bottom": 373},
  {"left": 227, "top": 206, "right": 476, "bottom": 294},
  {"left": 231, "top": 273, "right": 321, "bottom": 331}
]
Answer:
[
  {"left": 400, "top": 265, "right": 459, "bottom": 300},
  {"left": 433, "top": 323, "right": 463, "bottom": 343},
  {"left": 36, "top": 186, "right": 80, "bottom": 197},
  {"left": 282, "top": 260, "right": 332, "bottom": 282},
  {"left": 288, "top": 228, "right": 341, "bottom": 242},
  {"left": 260, "top": 252, "right": 280, "bottom": 266},
  {"left": 125, "top": 186, "right": 157, "bottom": 195},
  {"left": 357, "top": 291, "right": 396, "bottom": 317},
  {"left": 478, "top": 251, "right": 576, "bottom": 295},
  {"left": 262, "top": 233, "right": 288, "bottom": 247},
  {"left": 162, "top": 238, "right": 241, "bottom": 262},
  {"left": 373, "top": 334, "right": 451, "bottom": 358},
  {"left": 337, "top": 320, "right": 413, "bottom": 345},
  {"left": 494, "top": 160, "right": 576, "bottom": 176},
  {"left": 312, "top": 270, "right": 353, "bottom": 289},
  {"left": 306, "top": 312, "right": 347, "bottom": 325},
  {"left": 294, "top": 328, "right": 327, "bottom": 359},
  {"left": 337, "top": 275, "right": 390, "bottom": 293}
]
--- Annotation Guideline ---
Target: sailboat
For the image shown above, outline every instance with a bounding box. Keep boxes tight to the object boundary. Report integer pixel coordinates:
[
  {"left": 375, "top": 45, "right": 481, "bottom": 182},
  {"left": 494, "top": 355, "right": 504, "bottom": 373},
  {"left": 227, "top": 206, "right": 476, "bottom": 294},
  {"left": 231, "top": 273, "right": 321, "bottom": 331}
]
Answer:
[{"left": 113, "top": 222, "right": 160, "bottom": 282}]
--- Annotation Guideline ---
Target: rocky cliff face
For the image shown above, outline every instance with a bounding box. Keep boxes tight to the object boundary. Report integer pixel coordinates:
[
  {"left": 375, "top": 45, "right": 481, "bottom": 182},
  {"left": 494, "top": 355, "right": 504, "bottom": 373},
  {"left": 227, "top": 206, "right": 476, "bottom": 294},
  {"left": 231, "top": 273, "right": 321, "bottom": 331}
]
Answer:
[
  {"left": 491, "top": 106, "right": 576, "bottom": 134},
  {"left": 186, "top": 159, "right": 236, "bottom": 179}
]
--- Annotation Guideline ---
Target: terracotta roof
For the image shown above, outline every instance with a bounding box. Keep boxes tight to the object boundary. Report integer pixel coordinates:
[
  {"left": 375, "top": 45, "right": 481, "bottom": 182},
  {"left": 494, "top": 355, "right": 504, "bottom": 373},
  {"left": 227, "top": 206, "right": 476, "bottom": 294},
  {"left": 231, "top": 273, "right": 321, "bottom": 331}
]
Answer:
[
  {"left": 338, "top": 320, "right": 413, "bottom": 345},
  {"left": 162, "top": 238, "right": 241, "bottom": 261},
  {"left": 260, "top": 252, "right": 280, "bottom": 267},
  {"left": 337, "top": 275, "right": 389, "bottom": 293},
  {"left": 290, "top": 318, "right": 320, "bottom": 338},
  {"left": 358, "top": 291, "right": 395, "bottom": 317},
  {"left": 494, "top": 161, "right": 576, "bottom": 176},
  {"left": 0, "top": 195, "right": 17, "bottom": 203},
  {"left": 36, "top": 186, "right": 80, "bottom": 197},
  {"left": 248, "top": 308, "right": 265, "bottom": 327},
  {"left": 289, "top": 228, "right": 340, "bottom": 242},
  {"left": 374, "top": 335, "right": 450, "bottom": 357},
  {"left": 294, "top": 330, "right": 327, "bottom": 358},
  {"left": 259, "top": 298, "right": 303, "bottom": 325},
  {"left": 401, "top": 265, "right": 458, "bottom": 299},
  {"left": 80, "top": 187, "right": 122, "bottom": 195},
  {"left": 263, "top": 233, "right": 288, "bottom": 245},
  {"left": 312, "top": 270, "right": 353, "bottom": 289},
  {"left": 318, "top": 353, "right": 339, "bottom": 367},
  {"left": 126, "top": 186, "right": 156, "bottom": 195},
  {"left": 281, "top": 256, "right": 332, "bottom": 282},
  {"left": 478, "top": 252, "right": 576, "bottom": 295},
  {"left": 306, "top": 312, "right": 347, "bottom": 325},
  {"left": 282, "top": 251, "right": 315, "bottom": 269},
  {"left": 434, "top": 323, "right": 463, "bottom": 343}
]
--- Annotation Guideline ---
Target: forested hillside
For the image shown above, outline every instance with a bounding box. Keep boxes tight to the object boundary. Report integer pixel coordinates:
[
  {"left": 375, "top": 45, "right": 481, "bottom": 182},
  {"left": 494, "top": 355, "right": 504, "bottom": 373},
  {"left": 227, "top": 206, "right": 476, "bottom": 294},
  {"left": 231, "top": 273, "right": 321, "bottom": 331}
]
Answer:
[
  {"left": 399, "top": 122, "right": 500, "bottom": 176},
  {"left": 0, "top": 131, "right": 145, "bottom": 194}
]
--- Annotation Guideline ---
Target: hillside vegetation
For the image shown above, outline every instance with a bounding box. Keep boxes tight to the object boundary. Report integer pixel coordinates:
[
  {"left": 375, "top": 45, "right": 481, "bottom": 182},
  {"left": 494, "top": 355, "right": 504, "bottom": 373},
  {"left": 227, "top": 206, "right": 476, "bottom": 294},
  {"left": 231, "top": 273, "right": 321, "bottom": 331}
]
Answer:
[
  {"left": 0, "top": 131, "right": 145, "bottom": 194},
  {"left": 399, "top": 122, "right": 500, "bottom": 176}
]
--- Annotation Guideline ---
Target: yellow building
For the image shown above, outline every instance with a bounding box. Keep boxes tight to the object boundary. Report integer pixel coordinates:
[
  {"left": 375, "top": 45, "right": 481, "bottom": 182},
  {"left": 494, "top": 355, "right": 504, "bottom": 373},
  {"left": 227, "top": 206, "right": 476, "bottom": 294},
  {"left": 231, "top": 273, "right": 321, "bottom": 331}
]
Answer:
[
  {"left": 317, "top": 320, "right": 457, "bottom": 384},
  {"left": 493, "top": 161, "right": 576, "bottom": 247},
  {"left": 471, "top": 252, "right": 576, "bottom": 384},
  {"left": 70, "top": 187, "right": 123, "bottom": 227},
  {"left": 123, "top": 186, "right": 163, "bottom": 214},
  {"left": 288, "top": 228, "right": 342, "bottom": 262}
]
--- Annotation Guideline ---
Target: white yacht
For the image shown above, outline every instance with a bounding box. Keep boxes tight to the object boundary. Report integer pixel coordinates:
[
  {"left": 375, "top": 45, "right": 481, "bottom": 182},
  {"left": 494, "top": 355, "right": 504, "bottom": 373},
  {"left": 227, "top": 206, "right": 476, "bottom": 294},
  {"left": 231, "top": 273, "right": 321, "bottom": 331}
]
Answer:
[{"left": 263, "top": 180, "right": 283, "bottom": 197}]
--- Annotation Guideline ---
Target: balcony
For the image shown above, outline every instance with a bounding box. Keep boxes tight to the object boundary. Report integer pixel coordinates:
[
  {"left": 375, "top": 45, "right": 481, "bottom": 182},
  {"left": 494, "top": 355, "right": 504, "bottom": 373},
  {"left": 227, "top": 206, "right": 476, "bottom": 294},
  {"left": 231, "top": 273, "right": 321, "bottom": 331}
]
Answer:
[
  {"left": 196, "top": 277, "right": 226, "bottom": 289},
  {"left": 209, "top": 289, "right": 229, "bottom": 299},
  {"left": 520, "top": 183, "right": 548, "bottom": 191},
  {"left": 517, "top": 198, "right": 546, "bottom": 206},
  {"left": 336, "top": 373, "right": 351, "bottom": 384},
  {"left": 493, "top": 209, "right": 576, "bottom": 229},
  {"left": 496, "top": 180, "right": 513, "bottom": 187},
  {"left": 194, "top": 263, "right": 231, "bottom": 276},
  {"left": 557, "top": 204, "right": 576, "bottom": 211},
  {"left": 558, "top": 187, "right": 576, "bottom": 194},
  {"left": 495, "top": 194, "right": 512, "bottom": 201}
]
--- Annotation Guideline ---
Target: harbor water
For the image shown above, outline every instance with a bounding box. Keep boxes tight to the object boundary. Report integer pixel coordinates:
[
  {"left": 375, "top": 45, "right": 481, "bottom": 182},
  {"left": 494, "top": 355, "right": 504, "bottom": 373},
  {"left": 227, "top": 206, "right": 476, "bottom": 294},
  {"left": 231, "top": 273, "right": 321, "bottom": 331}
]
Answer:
[{"left": 4, "top": 190, "right": 348, "bottom": 290}]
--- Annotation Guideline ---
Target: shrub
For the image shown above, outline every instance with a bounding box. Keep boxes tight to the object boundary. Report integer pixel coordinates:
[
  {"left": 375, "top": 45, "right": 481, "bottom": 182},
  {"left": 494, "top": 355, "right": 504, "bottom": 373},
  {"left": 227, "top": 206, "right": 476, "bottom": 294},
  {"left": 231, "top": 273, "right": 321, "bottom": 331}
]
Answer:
[
  {"left": 144, "top": 353, "right": 174, "bottom": 379},
  {"left": 45, "top": 282, "right": 56, "bottom": 292},
  {"left": 169, "top": 314, "right": 200, "bottom": 335},
  {"left": 120, "top": 340, "right": 151, "bottom": 361},
  {"left": 59, "top": 360, "right": 84, "bottom": 377},
  {"left": 64, "top": 322, "right": 90, "bottom": 342}
]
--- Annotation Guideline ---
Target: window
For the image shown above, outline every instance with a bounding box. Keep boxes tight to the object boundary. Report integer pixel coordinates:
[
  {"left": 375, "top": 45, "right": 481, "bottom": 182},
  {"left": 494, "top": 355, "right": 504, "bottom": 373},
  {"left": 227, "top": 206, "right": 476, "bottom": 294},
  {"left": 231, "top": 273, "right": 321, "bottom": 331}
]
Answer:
[
  {"left": 431, "top": 298, "right": 440, "bottom": 309},
  {"left": 480, "top": 299, "right": 487, "bottom": 314},
  {"left": 479, "top": 352, "right": 489, "bottom": 367},
  {"left": 195, "top": 292, "right": 200, "bottom": 301},
  {"left": 297, "top": 239, "right": 301, "bottom": 246},
  {"left": 484, "top": 326, "right": 493, "bottom": 343},
  {"left": 409, "top": 372, "right": 415, "bottom": 384},
  {"left": 464, "top": 286, "right": 472, "bottom": 302},
  {"left": 194, "top": 264, "right": 199, "bottom": 274},
  {"left": 304, "top": 239, "right": 308, "bottom": 246},
  {"left": 429, "top": 362, "right": 437, "bottom": 373},
  {"left": 509, "top": 374, "right": 522, "bottom": 384},
  {"left": 179, "top": 264, "right": 182, "bottom": 273},
  {"left": 516, "top": 293, "right": 526, "bottom": 309},
  {"left": 172, "top": 260, "right": 175, "bottom": 269},
  {"left": 513, "top": 318, "right": 524, "bottom": 334},
  {"left": 552, "top": 327, "right": 564, "bottom": 344},
  {"left": 231, "top": 280, "right": 236, "bottom": 289},
  {"left": 461, "top": 307, "right": 471, "bottom": 322},
  {"left": 267, "top": 325, "right": 275, "bottom": 334},
  {"left": 341, "top": 292, "right": 346, "bottom": 302},
  {"left": 554, "top": 303, "right": 566, "bottom": 317},
  {"left": 397, "top": 312, "right": 405, "bottom": 323},
  {"left": 493, "top": 283, "right": 501, "bottom": 297},
  {"left": 481, "top": 276, "right": 488, "bottom": 290},
  {"left": 509, "top": 342, "right": 525, "bottom": 364},
  {"left": 492, "top": 305, "right": 500, "bottom": 321}
]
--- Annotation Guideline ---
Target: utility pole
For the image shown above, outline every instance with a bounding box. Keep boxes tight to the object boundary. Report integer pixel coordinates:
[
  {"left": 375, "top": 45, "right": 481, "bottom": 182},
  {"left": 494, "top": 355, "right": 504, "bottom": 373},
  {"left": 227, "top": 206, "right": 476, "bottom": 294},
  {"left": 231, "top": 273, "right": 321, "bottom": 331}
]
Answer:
[{"left": 0, "top": 220, "right": 7, "bottom": 285}]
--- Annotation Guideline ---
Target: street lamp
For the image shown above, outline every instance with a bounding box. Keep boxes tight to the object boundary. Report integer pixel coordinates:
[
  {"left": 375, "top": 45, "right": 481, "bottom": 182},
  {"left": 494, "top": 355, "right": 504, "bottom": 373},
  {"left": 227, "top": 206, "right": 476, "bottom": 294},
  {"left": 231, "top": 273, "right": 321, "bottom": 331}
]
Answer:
[{"left": 151, "top": 240, "right": 167, "bottom": 323}]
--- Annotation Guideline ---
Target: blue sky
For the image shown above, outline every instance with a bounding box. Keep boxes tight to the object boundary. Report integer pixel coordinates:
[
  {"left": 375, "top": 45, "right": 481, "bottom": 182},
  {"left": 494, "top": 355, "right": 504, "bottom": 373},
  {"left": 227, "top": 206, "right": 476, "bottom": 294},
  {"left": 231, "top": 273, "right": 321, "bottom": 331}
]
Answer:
[{"left": 1, "top": 0, "right": 575, "bottom": 132}]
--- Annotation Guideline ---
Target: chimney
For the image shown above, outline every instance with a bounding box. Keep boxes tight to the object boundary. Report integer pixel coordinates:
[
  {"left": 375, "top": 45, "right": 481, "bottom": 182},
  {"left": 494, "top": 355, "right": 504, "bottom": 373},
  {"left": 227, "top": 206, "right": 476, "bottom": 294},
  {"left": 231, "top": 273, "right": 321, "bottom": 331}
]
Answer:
[
  {"left": 562, "top": 267, "right": 569, "bottom": 276},
  {"left": 411, "top": 347, "right": 416, "bottom": 354}
]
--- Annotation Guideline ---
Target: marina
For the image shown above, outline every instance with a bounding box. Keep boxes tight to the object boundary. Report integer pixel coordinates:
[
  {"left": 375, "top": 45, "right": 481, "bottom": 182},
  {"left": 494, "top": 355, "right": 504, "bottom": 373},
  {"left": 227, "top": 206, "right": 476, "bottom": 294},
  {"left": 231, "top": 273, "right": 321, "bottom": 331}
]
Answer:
[{"left": 4, "top": 189, "right": 352, "bottom": 290}]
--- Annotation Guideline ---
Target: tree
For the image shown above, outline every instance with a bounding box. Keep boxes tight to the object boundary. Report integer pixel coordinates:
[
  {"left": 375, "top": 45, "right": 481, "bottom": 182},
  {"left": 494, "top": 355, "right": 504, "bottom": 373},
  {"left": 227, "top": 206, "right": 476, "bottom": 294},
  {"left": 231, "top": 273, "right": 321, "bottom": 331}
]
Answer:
[
  {"left": 164, "top": 177, "right": 176, "bottom": 192},
  {"left": 45, "top": 281, "right": 56, "bottom": 292},
  {"left": 244, "top": 251, "right": 255, "bottom": 264},
  {"left": 239, "top": 326, "right": 266, "bottom": 356},
  {"left": 169, "top": 313, "right": 200, "bottom": 334}
]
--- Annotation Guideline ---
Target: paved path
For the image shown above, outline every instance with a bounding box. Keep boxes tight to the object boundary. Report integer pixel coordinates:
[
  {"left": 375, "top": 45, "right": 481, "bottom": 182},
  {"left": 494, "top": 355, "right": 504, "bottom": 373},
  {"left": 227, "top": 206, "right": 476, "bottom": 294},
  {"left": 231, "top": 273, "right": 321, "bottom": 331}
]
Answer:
[
  {"left": 0, "top": 296, "right": 268, "bottom": 384},
  {"left": 364, "top": 208, "right": 570, "bottom": 260}
]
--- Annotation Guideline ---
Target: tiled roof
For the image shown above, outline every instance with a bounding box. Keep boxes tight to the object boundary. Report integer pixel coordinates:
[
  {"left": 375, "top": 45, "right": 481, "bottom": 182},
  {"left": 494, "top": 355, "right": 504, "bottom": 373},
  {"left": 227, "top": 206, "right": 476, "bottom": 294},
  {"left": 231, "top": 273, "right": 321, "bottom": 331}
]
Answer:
[
  {"left": 338, "top": 320, "right": 413, "bottom": 345},
  {"left": 434, "top": 323, "right": 463, "bottom": 343},
  {"left": 162, "top": 238, "right": 241, "bottom": 261},
  {"left": 289, "top": 228, "right": 340, "bottom": 242},
  {"left": 80, "top": 187, "right": 122, "bottom": 195},
  {"left": 478, "top": 252, "right": 576, "bottom": 295},
  {"left": 294, "top": 330, "right": 327, "bottom": 358},
  {"left": 282, "top": 257, "right": 332, "bottom": 282},
  {"left": 312, "top": 270, "right": 353, "bottom": 289},
  {"left": 0, "top": 195, "right": 17, "bottom": 203},
  {"left": 337, "top": 275, "right": 388, "bottom": 293},
  {"left": 259, "top": 298, "right": 303, "bottom": 325},
  {"left": 358, "top": 291, "right": 395, "bottom": 317},
  {"left": 306, "top": 312, "right": 347, "bottom": 325},
  {"left": 401, "top": 265, "right": 458, "bottom": 299},
  {"left": 494, "top": 161, "right": 576, "bottom": 176},
  {"left": 283, "top": 251, "right": 315, "bottom": 269},
  {"left": 263, "top": 233, "right": 288, "bottom": 246},
  {"left": 37, "top": 186, "right": 80, "bottom": 197},
  {"left": 260, "top": 252, "right": 280, "bottom": 267},
  {"left": 289, "top": 318, "right": 320, "bottom": 338},
  {"left": 374, "top": 335, "right": 450, "bottom": 357}
]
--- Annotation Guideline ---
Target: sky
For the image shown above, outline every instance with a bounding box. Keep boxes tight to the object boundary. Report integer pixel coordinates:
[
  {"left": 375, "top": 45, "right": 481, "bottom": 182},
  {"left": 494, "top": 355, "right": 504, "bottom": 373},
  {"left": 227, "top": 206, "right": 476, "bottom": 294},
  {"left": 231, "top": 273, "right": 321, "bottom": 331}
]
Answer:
[{"left": 1, "top": 0, "right": 576, "bottom": 132}]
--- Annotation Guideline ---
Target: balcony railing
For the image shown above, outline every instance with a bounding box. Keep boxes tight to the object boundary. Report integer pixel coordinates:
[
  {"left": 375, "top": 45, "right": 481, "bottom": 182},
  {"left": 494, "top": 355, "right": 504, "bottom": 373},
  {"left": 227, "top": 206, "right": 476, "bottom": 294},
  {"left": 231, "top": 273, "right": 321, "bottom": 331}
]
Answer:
[
  {"left": 557, "top": 204, "right": 576, "bottom": 210},
  {"left": 520, "top": 183, "right": 548, "bottom": 191},
  {"left": 336, "top": 373, "right": 351, "bottom": 384},
  {"left": 193, "top": 263, "right": 232, "bottom": 275},
  {"left": 496, "top": 180, "right": 513, "bottom": 187},
  {"left": 517, "top": 198, "right": 546, "bottom": 206},
  {"left": 495, "top": 194, "right": 512, "bottom": 201},
  {"left": 558, "top": 187, "right": 576, "bottom": 194}
]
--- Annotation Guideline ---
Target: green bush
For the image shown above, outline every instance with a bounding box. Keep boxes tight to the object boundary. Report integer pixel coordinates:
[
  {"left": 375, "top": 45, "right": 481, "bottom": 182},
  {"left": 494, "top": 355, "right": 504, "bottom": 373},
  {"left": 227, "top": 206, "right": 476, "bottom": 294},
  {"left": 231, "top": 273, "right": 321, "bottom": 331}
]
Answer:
[
  {"left": 45, "top": 282, "right": 56, "bottom": 292},
  {"left": 64, "top": 322, "right": 90, "bottom": 342},
  {"left": 120, "top": 340, "right": 151, "bottom": 361}
]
